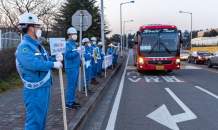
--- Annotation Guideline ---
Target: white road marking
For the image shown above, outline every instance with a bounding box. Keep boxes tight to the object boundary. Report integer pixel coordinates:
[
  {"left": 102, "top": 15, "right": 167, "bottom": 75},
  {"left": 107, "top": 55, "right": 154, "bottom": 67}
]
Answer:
[
  {"left": 106, "top": 55, "right": 129, "bottom": 130},
  {"left": 185, "top": 66, "right": 201, "bottom": 69},
  {"left": 144, "top": 76, "right": 162, "bottom": 82},
  {"left": 195, "top": 86, "right": 218, "bottom": 99},
  {"left": 147, "top": 88, "right": 197, "bottom": 130},
  {"left": 128, "top": 78, "right": 141, "bottom": 82},
  {"left": 162, "top": 76, "right": 185, "bottom": 82}
]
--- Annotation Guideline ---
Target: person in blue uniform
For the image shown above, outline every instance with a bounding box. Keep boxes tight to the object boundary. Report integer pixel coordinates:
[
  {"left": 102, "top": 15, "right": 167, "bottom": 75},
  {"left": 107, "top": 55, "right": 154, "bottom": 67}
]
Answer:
[
  {"left": 64, "top": 27, "right": 83, "bottom": 110},
  {"left": 15, "top": 13, "right": 63, "bottom": 130},
  {"left": 82, "top": 38, "right": 93, "bottom": 94},
  {"left": 97, "top": 42, "right": 104, "bottom": 78},
  {"left": 114, "top": 46, "right": 119, "bottom": 65},
  {"left": 89, "top": 37, "right": 99, "bottom": 85},
  {"left": 107, "top": 44, "right": 113, "bottom": 69},
  {"left": 111, "top": 45, "right": 116, "bottom": 68}
]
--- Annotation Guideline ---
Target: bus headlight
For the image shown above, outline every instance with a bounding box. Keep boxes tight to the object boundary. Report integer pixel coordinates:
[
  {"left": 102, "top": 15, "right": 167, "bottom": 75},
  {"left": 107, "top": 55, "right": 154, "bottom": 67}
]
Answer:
[
  {"left": 175, "top": 58, "right": 180, "bottom": 64},
  {"left": 139, "top": 58, "right": 144, "bottom": 65}
]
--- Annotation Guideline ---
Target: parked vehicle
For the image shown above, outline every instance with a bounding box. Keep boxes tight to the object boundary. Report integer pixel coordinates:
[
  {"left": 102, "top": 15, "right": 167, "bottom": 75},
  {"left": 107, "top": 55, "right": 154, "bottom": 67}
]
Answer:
[
  {"left": 180, "top": 50, "right": 189, "bottom": 60},
  {"left": 208, "top": 50, "right": 218, "bottom": 68},
  {"left": 188, "top": 51, "right": 210, "bottom": 64}
]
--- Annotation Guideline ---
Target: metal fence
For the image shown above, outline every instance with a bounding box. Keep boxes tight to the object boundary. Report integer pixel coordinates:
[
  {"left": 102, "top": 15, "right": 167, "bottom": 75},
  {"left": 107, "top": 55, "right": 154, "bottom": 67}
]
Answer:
[{"left": 0, "top": 27, "right": 65, "bottom": 50}]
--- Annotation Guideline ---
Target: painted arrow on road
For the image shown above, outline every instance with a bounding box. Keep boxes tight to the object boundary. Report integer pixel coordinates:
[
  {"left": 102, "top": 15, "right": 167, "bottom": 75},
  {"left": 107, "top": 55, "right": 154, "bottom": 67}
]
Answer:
[
  {"left": 128, "top": 78, "right": 141, "bottom": 82},
  {"left": 147, "top": 88, "right": 197, "bottom": 130}
]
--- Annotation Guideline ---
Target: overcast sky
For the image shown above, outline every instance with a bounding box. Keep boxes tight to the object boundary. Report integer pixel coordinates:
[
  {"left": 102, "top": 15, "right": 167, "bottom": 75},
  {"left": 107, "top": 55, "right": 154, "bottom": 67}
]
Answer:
[{"left": 95, "top": 0, "right": 218, "bottom": 37}]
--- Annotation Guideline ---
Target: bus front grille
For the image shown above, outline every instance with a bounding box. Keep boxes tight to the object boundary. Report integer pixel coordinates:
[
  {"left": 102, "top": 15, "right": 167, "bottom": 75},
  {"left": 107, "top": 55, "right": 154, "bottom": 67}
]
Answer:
[{"left": 147, "top": 60, "right": 173, "bottom": 65}]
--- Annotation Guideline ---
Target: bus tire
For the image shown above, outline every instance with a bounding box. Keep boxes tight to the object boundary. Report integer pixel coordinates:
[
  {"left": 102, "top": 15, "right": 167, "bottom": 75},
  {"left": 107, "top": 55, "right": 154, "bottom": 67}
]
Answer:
[
  {"left": 207, "top": 60, "right": 213, "bottom": 68},
  {"left": 167, "top": 70, "right": 172, "bottom": 73},
  {"left": 137, "top": 69, "right": 142, "bottom": 73}
]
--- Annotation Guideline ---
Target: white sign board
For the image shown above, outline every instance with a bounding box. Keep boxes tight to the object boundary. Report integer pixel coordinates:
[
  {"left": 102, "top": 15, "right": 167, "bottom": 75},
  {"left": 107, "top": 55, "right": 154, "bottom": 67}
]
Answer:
[
  {"left": 104, "top": 55, "right": 112, "bottom": 69},
  {"left": 80, "top": 46, "right": 86, "bottom": 54},
  {"left": 50, "top": 38, "right": 66, "bottom": 56}
]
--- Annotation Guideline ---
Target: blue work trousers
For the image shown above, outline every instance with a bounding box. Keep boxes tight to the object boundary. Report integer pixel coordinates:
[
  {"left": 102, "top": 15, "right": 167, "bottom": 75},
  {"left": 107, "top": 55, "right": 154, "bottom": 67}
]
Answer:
[
  {"left": 23, "top": 86, "right": 50, "bottom": 130},
  {"left": 83, "top": 66, "right": 92, "bottom": 87},
  {"left": 91, "top": 59, "right": 97, "bottom": 79},
  {"left": 66, "top": 68, "right": 79, "bottom": 105}
]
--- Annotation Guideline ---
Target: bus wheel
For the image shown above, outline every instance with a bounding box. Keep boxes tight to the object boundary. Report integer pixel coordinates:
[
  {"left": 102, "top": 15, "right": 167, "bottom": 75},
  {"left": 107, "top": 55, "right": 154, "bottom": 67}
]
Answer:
[
  {"left": 137, "top": 69, "right": 142, "bottom": 73},
  {"left": 167, "top": 70, "right": 172, "bottom": 72},
  {"left": 207, "top": 60, "right": 213, "bottom": 68}
]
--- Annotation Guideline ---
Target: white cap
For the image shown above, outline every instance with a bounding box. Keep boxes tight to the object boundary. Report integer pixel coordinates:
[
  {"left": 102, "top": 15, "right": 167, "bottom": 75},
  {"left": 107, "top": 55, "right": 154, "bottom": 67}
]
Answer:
[
  {"left": 91, "top": 37, "right": 97, "bottom": 41},
  {"left": 67, "top": 27, "right": 77, "bottom": 34},
  {"left": 112, "top": 45, "right": 115, "bottom": 47},
  {"left": 98, "top": 42, "right": 102, "bottom": 46},
  {"left": 108, "top": 44, "right": 112, "bottom": 47},
  {"left": 82, "top": 38, "right": 90, "bottom": 43},
  {"left": 18, "top": 13, "right": 41, "bottom": 26}
]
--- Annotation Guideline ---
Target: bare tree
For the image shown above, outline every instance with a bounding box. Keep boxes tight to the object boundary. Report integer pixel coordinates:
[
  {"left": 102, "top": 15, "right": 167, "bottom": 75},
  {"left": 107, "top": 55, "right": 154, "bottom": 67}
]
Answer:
[{"left": 0, "top": 0, "right": 61, "bottom": 37}]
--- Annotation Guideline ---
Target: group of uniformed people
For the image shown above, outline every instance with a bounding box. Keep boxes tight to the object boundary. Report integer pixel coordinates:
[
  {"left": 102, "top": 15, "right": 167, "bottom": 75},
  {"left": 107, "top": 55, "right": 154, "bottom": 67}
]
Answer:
[{"left": 15, "top": 13, "right": 119, "bottom": 130}]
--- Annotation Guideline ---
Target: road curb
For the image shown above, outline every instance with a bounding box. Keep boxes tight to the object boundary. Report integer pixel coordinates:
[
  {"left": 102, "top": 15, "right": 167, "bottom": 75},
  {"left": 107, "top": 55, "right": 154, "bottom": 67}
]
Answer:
[{"left": 67, "top": 55, "right": 127, "bottom": 130}]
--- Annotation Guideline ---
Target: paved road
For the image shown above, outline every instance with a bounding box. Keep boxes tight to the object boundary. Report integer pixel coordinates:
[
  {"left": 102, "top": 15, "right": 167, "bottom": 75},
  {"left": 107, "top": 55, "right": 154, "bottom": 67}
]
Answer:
[{"left": 82, "top": 49, "right": 218, "bottom": 130}]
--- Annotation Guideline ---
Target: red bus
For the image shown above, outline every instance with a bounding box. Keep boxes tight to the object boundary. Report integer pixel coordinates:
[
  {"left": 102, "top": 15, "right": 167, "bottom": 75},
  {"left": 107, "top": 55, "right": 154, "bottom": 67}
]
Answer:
[{"left": 133, "top": 24, "right": 183, "bottom": 72}]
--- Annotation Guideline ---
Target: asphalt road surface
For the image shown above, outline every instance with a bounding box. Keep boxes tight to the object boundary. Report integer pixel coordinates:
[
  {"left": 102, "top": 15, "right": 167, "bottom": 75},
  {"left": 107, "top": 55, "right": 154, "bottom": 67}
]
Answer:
[{"left": 81, "top": 49, "right": 218, "bottom": 130}]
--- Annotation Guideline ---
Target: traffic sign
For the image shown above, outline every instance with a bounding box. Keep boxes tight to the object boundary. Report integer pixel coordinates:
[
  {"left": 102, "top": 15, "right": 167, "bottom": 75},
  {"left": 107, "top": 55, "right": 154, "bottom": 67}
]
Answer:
[{"left": 72, "top": 10, "right": 92, "bottom": 31}]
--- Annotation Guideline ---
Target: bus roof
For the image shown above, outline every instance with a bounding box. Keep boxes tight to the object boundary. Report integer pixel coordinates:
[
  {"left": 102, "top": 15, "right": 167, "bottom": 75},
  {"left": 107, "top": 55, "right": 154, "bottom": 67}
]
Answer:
[{"left": 139, "top": 24, "right": 177, "bottom": 30}]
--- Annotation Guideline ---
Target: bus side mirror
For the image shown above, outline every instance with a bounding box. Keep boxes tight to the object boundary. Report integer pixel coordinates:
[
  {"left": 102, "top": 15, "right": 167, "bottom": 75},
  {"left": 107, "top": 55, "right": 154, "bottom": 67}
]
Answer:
[
  {"left": 134, "top": 31, "right": 139, "bottom": 44},
  {"left": 178, "top": 30, "right": 183, "bottom": 43}
]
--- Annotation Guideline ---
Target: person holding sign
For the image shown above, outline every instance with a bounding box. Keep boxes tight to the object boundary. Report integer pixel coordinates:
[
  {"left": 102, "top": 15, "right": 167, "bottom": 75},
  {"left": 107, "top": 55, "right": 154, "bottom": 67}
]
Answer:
[
  {"left": 97, "top": 42, "right": 104, "bottom": 78},
  {"left": 111, "top": 45, "right": 116, "bottom": 68},
  {"left": 15, "top": 13, "right": 63, "bottom": 130},
  {"left": 82, "top": 38, "right": 93, "bottom": 94},
  {"left": 107, "top": 44, "right": 113, "bottom": 69},
  {"left": 89, "top": 37, "right": 99, "bottom": 85},
  {"left": 64, "top": 27, "right": 83, "bottom": 110},
  {"left": 114, "top": 46, "right": 119, "bottom": 65}
]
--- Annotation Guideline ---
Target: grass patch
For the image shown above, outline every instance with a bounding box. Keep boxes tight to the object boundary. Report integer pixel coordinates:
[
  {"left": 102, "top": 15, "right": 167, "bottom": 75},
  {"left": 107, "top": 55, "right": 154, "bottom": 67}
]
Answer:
[
  {"left": 0, "top": 73, "right": 23, "bottom": 94},
  {"left": 0, "top": 69, "right": 66, "bottom": 94}
]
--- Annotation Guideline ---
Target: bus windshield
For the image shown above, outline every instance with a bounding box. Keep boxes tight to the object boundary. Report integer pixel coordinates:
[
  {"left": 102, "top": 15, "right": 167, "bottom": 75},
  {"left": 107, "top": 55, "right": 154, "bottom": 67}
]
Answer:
[
  {"left": 139, "top": 28, "right": 179, "bottom": 52},
  {"left": 160, "top": 33, "right": 179, "bottom": 51}
]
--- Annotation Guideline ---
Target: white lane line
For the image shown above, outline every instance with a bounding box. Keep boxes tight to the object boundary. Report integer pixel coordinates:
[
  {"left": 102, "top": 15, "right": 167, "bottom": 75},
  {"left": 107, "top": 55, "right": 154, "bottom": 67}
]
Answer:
[
  {"left": 195, "top": 86, "right": 218, "bottom": 99},
  {"left": 106, "top": 55, "right": 129, "bottom": 130}
]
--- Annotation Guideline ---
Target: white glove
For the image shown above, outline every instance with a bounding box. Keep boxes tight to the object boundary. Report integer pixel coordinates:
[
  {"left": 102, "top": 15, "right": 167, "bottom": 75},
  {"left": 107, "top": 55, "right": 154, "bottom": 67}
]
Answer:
[
  {"left": 53, "top": 62, "right": 63, "bottom": 69},
  {"left": 77, "top": 47, "right": 81, "bottom": 53},
  {"left": 80, "top": 58, "right": 85, "bottom": 62},
  {"left": 56, "top": 53, "right": 63, "bottom": 61}
]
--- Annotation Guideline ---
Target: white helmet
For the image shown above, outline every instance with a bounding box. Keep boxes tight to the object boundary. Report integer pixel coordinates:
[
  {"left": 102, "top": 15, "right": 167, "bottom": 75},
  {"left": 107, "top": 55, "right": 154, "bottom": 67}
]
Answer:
[
  {"left": 18, "top": 13, "right": 41, "bottom": 26},
  {"left": 82, "top": 38, "right": 90, "bottom": 43},
  {"left": 98, "top": 42, "right": 102, "bottom": 46},
  {"left": 91, "top": 37, "right": 97, "bottom": 41},
  {"left": 67, "top": 27, "right": 77, "bottom": 34}
]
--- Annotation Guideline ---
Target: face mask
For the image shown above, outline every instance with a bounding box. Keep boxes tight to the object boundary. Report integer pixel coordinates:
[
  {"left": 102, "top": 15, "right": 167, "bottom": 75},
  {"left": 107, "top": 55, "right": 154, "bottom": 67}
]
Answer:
[
  {"left": 93, "top": 42, "right": 96, "bottom": 45},
  {"left": 36, "top": 29, "right": 42, "bottom": 38},
  {"left": 71, "top": 35, "right": 77, "bottom": 41},
  {"left": 100, "top": 46, "right": 102, "bottom": 48},
  {"left": 88, "top": 43, "right": 91, "bottom": 47}
]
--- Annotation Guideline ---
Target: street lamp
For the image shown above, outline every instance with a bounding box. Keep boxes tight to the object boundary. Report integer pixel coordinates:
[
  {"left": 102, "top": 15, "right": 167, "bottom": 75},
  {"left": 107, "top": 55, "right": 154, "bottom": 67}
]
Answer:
[
  {"left": 179, "top": 11, "right": 192, "bottom": 42},
  {"left": 126, "top": 30, "right": 132, "bottom": 49},
  {"left": 120, "top": 1, "right": 134, "bottom": 58},
  {"left": 123, "top": 20, "right": 133, "bottom": 50}
]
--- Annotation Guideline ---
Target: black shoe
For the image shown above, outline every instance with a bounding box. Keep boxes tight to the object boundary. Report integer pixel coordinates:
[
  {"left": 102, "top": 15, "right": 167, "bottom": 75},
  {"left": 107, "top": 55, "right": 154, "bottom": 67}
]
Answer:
[
  {"left": 83, "top": 88, "right": 92, "bottom": 94},
  {"left": 73, "top": 102, "right": 81, "bottom": 107},
  {"left": 99, "top": 73, "right": 103, "bottom": 78},
  {"left": 65, "top": 104, "right": 77, "bottom": 110}
]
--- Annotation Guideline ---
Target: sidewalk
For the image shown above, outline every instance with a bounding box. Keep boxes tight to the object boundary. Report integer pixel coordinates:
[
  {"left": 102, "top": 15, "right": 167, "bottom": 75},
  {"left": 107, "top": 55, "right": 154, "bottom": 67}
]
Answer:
[{"left": 0, "top": 54, "right": 126, "bottom": 130}]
